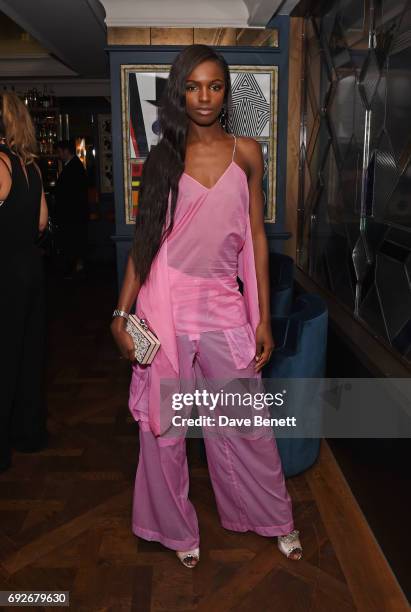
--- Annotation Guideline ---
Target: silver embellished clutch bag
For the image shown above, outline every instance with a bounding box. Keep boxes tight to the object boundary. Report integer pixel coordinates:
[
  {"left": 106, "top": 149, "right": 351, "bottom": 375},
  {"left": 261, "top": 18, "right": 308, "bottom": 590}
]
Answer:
[{"left": 125, "top": 315, "right": 161, "bottom": 364}]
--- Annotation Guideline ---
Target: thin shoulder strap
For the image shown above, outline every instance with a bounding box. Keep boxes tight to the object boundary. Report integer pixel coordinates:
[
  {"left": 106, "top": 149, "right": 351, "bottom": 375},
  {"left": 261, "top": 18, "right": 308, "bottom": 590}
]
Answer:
[
  {"left": 231, "top": 134, "right": 237, "bottom": 162},
  {"left": 0, "top": 153, "right": 12, "bottom": 177}
]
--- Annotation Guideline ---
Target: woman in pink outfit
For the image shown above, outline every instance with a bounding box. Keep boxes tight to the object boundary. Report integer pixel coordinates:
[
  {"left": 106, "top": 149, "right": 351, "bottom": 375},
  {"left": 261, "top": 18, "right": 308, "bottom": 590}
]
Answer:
[{"left": 111, "top": 44, "right": 302, "bottom": 567}]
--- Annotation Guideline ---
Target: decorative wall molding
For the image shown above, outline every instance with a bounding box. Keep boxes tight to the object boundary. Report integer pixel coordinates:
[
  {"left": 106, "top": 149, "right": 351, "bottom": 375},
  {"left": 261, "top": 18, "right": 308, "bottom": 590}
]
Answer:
[{"left": 107, "top": 26, "right": 278, "bottom": 47}]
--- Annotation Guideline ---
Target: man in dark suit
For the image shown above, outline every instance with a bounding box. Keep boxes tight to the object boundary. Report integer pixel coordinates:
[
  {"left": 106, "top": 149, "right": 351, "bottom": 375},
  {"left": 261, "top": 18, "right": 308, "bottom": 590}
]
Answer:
[{"left": 55, "top": 139, "right": 89, "bottom": 278}]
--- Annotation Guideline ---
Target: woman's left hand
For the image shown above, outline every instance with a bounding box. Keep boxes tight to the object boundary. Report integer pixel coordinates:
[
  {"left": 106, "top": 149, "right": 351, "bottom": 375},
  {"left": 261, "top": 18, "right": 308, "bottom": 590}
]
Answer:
[{"left": 254, "top": 320, "right": 275, "bottom": 372}]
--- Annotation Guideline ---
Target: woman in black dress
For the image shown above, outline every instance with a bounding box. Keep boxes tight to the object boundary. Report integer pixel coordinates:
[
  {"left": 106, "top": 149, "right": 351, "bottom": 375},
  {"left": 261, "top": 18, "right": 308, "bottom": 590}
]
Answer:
[{"left": 0, "top": 92, "right": 49, "bottom": 472}]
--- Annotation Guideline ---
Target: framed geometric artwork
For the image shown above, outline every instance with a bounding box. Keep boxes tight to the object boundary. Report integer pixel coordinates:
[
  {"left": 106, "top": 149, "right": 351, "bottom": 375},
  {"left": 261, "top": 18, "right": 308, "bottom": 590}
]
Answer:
[{"left": 121, "top": 64, "right": 278, "bottom": 224}]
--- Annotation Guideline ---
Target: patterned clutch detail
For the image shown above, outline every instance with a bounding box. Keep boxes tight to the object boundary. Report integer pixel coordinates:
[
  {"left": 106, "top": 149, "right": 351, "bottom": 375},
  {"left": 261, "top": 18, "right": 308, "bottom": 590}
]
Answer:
[{"left": 125, "top": 315, "right": 161, "bottom": 364}]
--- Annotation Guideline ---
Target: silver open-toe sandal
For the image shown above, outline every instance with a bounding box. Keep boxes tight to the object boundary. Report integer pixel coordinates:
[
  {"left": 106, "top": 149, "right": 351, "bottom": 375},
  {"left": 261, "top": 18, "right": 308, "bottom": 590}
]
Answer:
[
  {"left": 176, "top": 547, "right": 200, "bottom": 568},
  {"left": 277, "top": 529, "right": 303, "bottom": 560}
]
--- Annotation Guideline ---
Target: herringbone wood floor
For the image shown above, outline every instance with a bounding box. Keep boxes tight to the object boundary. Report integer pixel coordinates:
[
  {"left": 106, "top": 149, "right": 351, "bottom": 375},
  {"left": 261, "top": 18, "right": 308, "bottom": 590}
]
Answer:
[{"left": 0, "top": 264, "right": 409, "bottom": 612}]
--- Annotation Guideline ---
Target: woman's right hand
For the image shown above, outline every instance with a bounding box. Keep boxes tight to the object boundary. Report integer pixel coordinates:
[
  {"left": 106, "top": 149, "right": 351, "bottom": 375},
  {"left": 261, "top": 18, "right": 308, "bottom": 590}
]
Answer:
[{"left": 110, "top": 317, "right": 136, "bottom": 362}]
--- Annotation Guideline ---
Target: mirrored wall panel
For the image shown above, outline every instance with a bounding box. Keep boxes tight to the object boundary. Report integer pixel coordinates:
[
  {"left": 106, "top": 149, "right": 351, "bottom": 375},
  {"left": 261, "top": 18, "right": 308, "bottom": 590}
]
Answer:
[{"left": 298, "top": 0, "right": 411, "bottom": 363}]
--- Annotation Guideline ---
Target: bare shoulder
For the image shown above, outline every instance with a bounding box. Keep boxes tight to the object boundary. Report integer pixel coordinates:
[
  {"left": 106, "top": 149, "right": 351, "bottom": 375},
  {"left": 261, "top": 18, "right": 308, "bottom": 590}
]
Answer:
[
  {"left": 0, "top": 151, "right": 12, "bottom": 200},
  {"left": 0, "top": 150, "right": 12, "bottom": 172},
  {"left": 235, "top": 136, "right": 263, "bottom": 175}
]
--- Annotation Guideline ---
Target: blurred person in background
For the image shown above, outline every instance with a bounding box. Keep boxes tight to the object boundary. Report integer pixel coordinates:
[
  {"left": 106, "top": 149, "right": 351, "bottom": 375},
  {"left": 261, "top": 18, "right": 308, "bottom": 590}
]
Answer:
[
  {"left": 55, "top": 139, "right": 89, "bottom": 279},
  {"left": 0, "top": 92, "right": 49, "bottom": 472}
]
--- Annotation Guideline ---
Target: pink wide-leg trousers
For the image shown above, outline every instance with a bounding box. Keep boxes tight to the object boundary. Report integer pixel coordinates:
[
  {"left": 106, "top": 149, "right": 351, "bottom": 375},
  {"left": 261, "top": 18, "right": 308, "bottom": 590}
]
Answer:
[{"left": 132, "top": 327, "right": 295, "bottom": 551}]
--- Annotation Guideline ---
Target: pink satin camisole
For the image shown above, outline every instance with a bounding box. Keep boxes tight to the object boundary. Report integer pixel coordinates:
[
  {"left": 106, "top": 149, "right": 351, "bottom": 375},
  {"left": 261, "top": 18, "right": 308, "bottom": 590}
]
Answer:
[{"left": 166, "top": 135, "right": 249, "bottom": 335}]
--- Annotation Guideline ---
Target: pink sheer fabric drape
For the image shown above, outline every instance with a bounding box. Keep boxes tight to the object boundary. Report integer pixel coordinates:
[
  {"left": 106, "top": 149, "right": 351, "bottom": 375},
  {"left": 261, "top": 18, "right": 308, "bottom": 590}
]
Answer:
[{"left": 128, "top": 157, "right": 261, "bottom": 442}]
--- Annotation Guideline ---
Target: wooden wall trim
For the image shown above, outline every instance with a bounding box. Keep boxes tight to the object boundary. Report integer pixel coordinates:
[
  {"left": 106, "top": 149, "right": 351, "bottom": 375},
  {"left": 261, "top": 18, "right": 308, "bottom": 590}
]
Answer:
[
  {"left": 107, "top": 27, "right": 279, "bottom": 47},
  {"left": 107, "top": 27, "right": 151, "bottom": 45},
  {"left": 284, "top": 17, "right": 304, "bottom": 261}
]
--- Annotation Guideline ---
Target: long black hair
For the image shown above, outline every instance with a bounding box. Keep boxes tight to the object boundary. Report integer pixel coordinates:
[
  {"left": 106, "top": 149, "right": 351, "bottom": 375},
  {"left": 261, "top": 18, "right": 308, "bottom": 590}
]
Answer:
[{"left": 131, "top": 44, "right": 233, "bottom": 286}]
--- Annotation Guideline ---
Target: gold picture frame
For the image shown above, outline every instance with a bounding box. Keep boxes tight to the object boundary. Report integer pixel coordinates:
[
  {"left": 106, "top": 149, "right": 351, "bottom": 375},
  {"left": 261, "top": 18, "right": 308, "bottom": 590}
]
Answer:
[{"left": 121, "top": 63, "right": 278, "bottom": 224}]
